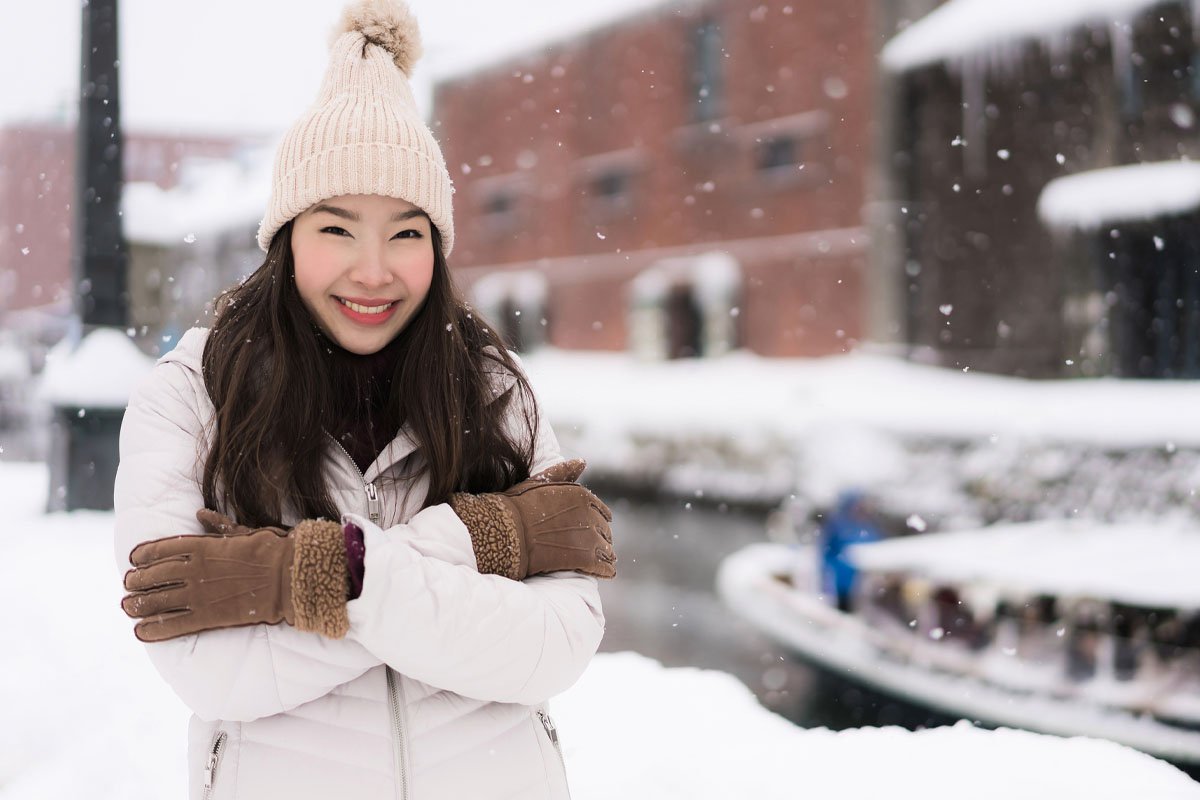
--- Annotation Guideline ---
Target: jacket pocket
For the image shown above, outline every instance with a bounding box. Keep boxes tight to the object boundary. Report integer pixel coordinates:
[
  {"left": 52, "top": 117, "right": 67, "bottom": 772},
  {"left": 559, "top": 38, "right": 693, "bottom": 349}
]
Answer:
[{"left": 535, "top": 709, "right": 572, "bottom": 800}]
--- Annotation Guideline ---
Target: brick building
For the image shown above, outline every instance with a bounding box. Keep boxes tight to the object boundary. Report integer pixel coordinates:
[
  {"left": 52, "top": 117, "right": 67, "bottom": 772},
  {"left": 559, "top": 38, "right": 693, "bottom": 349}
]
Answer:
[
  {"left": 0, "top": 120, "right": 255, "bottom": 357},
  {"left": 432, "top": 0, "right": 876, "bottom": 358}
]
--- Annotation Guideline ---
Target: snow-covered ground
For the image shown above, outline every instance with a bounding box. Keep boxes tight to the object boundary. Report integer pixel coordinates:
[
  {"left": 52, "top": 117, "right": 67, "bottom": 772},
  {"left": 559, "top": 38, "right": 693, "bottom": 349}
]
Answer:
[{"left": 3, "top": 460, "right": 1199, "bottom": 798}]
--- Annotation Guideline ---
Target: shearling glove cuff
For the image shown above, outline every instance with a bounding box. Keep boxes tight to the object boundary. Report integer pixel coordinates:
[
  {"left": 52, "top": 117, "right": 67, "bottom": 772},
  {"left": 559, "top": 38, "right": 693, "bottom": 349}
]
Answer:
[
  {"left": 450, "top": 458, "right": 616, "bottom": 581},
  {"left": 290, "top": 518, "right": 352, "bottom": 638},
  {"left": 449, "top": 492, "right": 523, "bottom": 579}
]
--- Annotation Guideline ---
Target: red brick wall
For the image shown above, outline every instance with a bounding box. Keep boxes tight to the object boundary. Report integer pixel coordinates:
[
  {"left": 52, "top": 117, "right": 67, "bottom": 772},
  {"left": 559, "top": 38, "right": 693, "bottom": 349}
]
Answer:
[{"left": 433, "top": 0, "right": 874, "bottom": 356}]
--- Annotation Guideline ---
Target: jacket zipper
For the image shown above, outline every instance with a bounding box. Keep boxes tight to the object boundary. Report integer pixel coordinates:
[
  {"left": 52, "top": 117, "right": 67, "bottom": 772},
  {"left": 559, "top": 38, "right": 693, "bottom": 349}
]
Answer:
[
  {"left": 326, "top": 433, "right": 382, "bottom": 524},
  {"left": 202, "top": 730, "right": 228, "bottom": 800},
  {"left": 328, "top": 433, "right": 405, "bottom": 798},
  {"left": 387, "top": 667, "right": 411, "bottom": 800},
  {"left": 537, "top": 710, "right": 572, "bottom": 799}
]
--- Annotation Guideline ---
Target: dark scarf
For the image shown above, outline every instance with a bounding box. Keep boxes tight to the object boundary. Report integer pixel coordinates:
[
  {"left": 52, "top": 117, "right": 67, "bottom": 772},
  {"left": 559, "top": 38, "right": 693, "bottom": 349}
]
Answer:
[{"left": 328, "top": 334, "right": 405, "bottom": 476}]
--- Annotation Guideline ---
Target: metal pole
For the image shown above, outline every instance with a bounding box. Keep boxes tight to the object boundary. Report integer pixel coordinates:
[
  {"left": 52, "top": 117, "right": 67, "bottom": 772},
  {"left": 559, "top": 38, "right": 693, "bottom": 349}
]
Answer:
[{"left": 50, "top": 0, "right": 129, "bottom": 511}]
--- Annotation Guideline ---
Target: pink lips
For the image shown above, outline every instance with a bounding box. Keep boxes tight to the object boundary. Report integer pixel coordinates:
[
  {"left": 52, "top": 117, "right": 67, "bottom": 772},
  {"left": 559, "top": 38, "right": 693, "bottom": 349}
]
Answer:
[{"left": 333, "top": 296, "right": 400, "bottom": 326}]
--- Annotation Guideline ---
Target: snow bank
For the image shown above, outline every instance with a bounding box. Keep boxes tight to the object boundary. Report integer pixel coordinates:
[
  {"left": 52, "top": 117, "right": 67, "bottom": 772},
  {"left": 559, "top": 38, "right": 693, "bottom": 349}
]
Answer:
[
  {"left": 564, "top": 651, "right": 1200, "bottom": 799},
  {"left": 882, "top": 0, "right": 1165, "bottom": 71},
  {"left": 36, "top": 328, "right": 155, "bottom": 409},
  {"left": 3, "top": 460, "right": 1198, "bottom": 798},
  {"left": 849, "top": 519, "right": 1200, "bottom": 610},
  {"left": 521, "top": 347, "right": 1200, "bottom": 460},
  {"left": 1038, "top": 161, "right": 1200, "bottom": 230}
]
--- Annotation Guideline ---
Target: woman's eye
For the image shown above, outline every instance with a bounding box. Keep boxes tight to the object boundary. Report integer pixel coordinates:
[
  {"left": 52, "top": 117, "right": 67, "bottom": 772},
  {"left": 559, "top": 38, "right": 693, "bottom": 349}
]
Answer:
[
  {"left": 320, "top": 226, "right": 350, "bottom": 237},
  {"left": 393, "top": 230, "right": 423, "bottom": 240}
]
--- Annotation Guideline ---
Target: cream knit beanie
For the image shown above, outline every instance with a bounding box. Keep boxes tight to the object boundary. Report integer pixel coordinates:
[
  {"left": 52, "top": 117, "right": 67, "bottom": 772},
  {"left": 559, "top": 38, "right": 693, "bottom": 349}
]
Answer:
[{"left": 257, "top": 0, "right": 455, "bottom": 257}]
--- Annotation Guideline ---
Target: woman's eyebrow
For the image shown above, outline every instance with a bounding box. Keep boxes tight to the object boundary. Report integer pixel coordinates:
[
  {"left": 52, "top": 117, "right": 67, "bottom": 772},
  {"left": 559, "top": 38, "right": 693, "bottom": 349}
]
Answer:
[
  {"left": 311, "top": 203, "right": 358, "bottom": 221},
  {"left": 310, "top": 204, "right": 424, "bottom": 223}
]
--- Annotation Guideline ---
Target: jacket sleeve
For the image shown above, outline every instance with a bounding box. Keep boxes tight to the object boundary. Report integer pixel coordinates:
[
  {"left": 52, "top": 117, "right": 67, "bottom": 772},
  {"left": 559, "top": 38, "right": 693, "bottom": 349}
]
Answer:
[
  {"left": 113, "top": 361, "right": 382, "bottom": 723},
  {"left": 345, "top": 508, "right": 605, "bottom": 705},
  {"left": 343, "top": 357, "right": 606, "bottom": 705}
]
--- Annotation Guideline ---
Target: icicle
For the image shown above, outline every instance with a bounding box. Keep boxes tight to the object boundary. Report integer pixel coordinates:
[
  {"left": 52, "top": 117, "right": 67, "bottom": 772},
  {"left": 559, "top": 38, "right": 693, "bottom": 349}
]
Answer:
[
  {"left": 1110, "top": 18, "right": 1133, "bottom": 96},
  {"left": 961, "top": 52, "right": 987, "bottom": 180},
  {"left": 1044, "top": 28, "right": 1073, "bottom": 74}
]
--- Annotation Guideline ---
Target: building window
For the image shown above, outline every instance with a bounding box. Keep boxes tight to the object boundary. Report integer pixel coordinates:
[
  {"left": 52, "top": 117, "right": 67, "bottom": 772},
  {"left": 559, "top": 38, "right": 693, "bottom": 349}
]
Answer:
[
  {"left": 589, "top": 169, "right": 633, "bottom": 211},
  {"left": 594, "top": 170, "right": 630, "bottom": 199},
  {"left": 484, "top": 191, "right": 515, "bottom": 217},
  {"left": 757, "top": 136, "right": 799, "bottom": 171},
  {"left": 691, "top": 19, "right": 724, "bottom": 122}
]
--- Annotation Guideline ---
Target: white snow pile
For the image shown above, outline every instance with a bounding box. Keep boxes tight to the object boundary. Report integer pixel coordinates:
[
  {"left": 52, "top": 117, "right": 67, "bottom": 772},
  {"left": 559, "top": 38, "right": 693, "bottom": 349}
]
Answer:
[
  {"left": 36, "top": 328, "right": 155, "bottom": 409},
  {"left": 1038, "top": 161, "right": 1200, "bottom": 230},
  {"left": 2, "top": 459, "right": 1198, "bottom": 798},
  {"left": 882, "top": 0, "right": 1167, "bottom": 71}
]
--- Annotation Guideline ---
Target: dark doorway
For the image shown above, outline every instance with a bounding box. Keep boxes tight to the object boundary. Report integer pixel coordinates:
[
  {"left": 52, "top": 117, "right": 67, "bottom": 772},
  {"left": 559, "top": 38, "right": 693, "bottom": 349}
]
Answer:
[{"left": 664, "top": 284, "right": 703, "bottom": 359}]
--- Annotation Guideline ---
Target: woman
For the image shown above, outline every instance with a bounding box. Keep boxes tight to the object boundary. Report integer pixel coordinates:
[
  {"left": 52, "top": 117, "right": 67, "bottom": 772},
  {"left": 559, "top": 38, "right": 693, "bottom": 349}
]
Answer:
[{"left": 114, "top": 2, "right": 615, "bottom": 798}]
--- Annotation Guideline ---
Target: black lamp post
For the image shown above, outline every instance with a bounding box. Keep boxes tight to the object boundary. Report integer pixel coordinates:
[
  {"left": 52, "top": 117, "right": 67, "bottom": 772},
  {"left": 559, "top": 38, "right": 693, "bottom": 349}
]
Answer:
[{"left": 47, "top": 0, "right": 130, "bottom": 512}]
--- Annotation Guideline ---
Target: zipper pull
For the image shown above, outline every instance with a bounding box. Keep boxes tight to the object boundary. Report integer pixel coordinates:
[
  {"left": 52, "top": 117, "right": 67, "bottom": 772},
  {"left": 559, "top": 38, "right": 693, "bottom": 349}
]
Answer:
[
  {"left": 203, "top": 731, "right": 226, "bottom": 793},
  {"left": 204, "top": 754, "right": 217, "bottom": 790},
  {"left": 366, "top": 482, "right": 381, "bottom": 525},
  {"left": 538, "top": 711, "right": 559, "bottom": 744}
]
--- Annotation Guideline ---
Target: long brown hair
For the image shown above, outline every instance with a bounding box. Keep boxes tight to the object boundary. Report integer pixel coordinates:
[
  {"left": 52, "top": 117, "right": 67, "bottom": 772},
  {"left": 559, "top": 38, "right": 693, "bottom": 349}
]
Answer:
[{"left": 200, "top": 219, "right": 538, "bottom": 526}]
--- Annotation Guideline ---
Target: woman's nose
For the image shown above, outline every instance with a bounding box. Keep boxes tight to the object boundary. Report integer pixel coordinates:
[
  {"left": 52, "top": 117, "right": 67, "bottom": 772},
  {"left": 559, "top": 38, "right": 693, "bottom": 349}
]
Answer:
[{"left": 348, "top": 249, "right": 395, "bottom": 289}]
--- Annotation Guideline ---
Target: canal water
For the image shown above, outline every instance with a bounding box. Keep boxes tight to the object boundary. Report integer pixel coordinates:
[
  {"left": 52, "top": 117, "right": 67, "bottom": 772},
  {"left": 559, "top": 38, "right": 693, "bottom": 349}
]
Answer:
[{"left": 595, "top": 492, "right": 957, "bottom": 731}]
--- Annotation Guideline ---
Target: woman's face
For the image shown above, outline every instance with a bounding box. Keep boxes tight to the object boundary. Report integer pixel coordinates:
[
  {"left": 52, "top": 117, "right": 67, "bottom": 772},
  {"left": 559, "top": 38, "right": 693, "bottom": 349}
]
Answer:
[{"left": 291, "top": 194, "right": 435, "bottom": 355}]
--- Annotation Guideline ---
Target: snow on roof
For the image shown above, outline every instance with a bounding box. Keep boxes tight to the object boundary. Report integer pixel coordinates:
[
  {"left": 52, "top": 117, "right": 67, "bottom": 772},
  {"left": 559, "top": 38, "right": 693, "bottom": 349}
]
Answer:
[
  {"left": 848, "top": 519, "right": 1200, "bottom": 609},
  {"left": 123, "top": 147, "right": 273, "bottom": 247},
  {"left": 881, "top": 0, "right": 1167, "bottom": 72},
  {"left": 425, "top": 0, "right": 678, "bottom": 82},
  {"left": 37, "top": 328, "right": 155, "bottom": 409},
  {"left": 1038, "top": 160, "right": 1200, "bottom": 230}
]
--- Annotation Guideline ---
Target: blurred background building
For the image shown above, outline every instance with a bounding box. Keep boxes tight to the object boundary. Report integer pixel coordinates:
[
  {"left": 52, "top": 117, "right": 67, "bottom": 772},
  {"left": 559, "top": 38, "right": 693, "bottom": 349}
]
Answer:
[
  {"left": 434, "top": 0, "right": 877, "bottom": 359},
  {"left": 885, "top": 0, "right": 1200, "bottom": 378}
]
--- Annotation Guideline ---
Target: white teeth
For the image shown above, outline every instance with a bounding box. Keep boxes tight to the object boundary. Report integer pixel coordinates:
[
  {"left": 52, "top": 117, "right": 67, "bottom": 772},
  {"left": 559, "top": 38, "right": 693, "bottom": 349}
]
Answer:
[{"left": 338, "top": 298, "right": 395, "bottom": 315}]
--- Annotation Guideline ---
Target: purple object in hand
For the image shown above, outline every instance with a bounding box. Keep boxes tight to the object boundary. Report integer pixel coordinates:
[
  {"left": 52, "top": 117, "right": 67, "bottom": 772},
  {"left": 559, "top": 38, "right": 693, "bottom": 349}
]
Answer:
[{"left": 343, "top": 521, "right": 366, "bottom": 600}]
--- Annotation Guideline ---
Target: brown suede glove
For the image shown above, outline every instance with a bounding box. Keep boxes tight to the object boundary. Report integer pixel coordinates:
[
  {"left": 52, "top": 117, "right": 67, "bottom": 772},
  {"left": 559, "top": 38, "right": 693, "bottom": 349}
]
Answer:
[
  {"left": 449, "top": 458, "right": 616, "bottom": 581},
  {"left": 120, "top": 510, "right": 350, "bottom": 643}
]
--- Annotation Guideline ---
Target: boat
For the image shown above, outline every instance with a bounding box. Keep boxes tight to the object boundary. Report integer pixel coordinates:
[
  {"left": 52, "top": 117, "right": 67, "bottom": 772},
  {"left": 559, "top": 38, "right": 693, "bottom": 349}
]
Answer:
[{"left": 716, "top": 518, "right": 1200, "bottom": 766}]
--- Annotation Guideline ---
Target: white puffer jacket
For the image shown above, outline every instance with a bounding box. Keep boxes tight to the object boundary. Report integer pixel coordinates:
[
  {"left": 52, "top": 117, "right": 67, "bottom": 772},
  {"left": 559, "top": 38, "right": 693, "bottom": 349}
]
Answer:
[{"left": 113, "top": 327, "right": 604, "bottom": 799}]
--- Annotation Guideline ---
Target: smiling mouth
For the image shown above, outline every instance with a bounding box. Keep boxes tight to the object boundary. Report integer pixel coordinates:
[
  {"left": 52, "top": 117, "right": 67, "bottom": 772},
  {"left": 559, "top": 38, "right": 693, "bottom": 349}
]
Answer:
[{"left": 335, "top": 297, "right": 400, "bottom": 315}]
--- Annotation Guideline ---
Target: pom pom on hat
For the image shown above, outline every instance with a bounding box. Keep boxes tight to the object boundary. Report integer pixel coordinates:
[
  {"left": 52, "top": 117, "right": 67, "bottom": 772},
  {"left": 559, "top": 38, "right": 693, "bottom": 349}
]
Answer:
[{"left": 334, "top": 0, "right": 424, "bottom": 76}]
